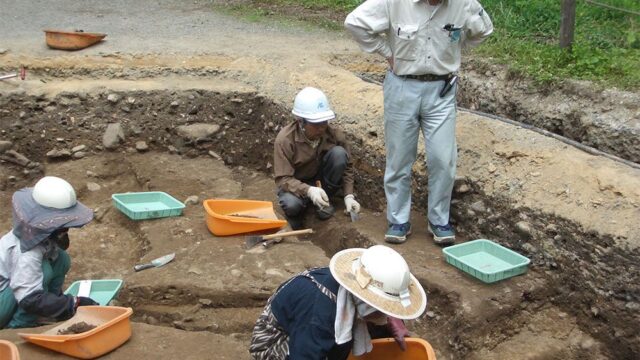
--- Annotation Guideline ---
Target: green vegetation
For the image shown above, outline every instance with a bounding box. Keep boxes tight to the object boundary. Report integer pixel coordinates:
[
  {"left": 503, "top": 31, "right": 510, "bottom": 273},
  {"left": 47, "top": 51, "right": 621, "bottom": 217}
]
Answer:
[
  {"left": 477, "top": 0, "right": 640, "bottom": 89},
  {"left": 216, "top": 0, "right": 640, "bottom": 89}
]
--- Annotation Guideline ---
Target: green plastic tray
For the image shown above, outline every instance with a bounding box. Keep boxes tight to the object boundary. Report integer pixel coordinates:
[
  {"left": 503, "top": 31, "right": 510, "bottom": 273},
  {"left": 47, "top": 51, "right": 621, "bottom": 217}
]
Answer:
[
  {"left": 64, "top": 279, "right": 123, "bottom": 306},
  {"left": 112, "top": 191, "right": 185, "bottom": 220},
  {"left": 443, "top": 239, "right": 530, "bottom": 283}
]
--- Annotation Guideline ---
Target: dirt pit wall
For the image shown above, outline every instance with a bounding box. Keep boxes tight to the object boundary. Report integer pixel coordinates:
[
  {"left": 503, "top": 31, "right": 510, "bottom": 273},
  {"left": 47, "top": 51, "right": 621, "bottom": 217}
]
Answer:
[{"left": 0, "top": 88, "right": 638, "bottom": 358}]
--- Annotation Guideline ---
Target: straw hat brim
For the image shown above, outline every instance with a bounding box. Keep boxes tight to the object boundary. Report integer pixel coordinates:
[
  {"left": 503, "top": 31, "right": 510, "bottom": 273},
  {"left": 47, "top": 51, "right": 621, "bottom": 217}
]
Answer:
[{"left": 329, "top": 248, "right": 427, "bottom": 320}]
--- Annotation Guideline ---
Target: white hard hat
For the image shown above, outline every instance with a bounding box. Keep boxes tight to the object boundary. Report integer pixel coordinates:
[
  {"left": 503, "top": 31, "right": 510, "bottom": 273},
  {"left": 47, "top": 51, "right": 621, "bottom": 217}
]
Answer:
[
  {"left": 360, "top": 245, "right": 411, "bottom": 295},
  {"left": 291, "top": 87, "right": 335, "bottom": 123},
  {"left": 330, "top": 245, "right": 427, "bottom": 320},
  {"left": 32, "top": 176, "right": 78, "bottom": 209}
]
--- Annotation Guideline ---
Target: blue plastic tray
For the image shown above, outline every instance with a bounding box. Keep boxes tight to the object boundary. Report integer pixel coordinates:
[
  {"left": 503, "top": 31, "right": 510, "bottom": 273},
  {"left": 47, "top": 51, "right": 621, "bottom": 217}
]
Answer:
[
  {"left": 443, "top": 239, "right": 530, "bottom": 283},
  {"left": 112, "top": 191, "right": 185, "bottom": 220},
  {"left": 64, "top": 279, "right": 123, "bottom": 306}
]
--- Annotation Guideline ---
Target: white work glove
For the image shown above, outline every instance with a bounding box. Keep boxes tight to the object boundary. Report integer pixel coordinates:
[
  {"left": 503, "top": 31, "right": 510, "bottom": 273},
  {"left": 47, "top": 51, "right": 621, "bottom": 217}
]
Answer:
[
  {"left": 344, "top": 194, "right": 360, "bottom": 214},
  {"left": 307, "top": 186, "right": 330, "bottom": 208}
]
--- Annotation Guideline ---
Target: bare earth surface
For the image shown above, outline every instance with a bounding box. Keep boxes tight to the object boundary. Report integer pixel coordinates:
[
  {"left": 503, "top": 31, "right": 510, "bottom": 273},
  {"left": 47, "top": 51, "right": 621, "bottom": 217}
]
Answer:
[{"left": 1, "top": 1, "right": 639, "bottom": 359}]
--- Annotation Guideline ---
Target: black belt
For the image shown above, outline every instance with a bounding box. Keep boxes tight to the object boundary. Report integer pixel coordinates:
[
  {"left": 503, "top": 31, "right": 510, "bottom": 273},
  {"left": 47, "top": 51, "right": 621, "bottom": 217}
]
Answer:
[{"left": 400, "top": 73, "right": 452, "bottom": 82}]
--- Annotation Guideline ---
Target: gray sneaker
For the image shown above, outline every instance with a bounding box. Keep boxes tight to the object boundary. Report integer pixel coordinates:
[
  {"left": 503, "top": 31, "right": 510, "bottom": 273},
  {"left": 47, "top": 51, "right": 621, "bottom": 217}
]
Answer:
[
  {"left": 429, "top": 222, "right": 455, "bottom": 245},
  {"left": 385, "top": 222, "right": 412, "bottom": 244}
]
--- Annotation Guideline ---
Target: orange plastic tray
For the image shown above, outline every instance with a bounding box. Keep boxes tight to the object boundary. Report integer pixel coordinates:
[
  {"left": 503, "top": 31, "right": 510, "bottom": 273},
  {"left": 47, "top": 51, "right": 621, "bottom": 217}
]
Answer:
[
  {"left": 0, "top": 340, "right": 20, "bottom": 360},
  {"left": 203, "top": 199, "right": 287, "bottom": 236},
  {"left": 19, "top": 306, "right": 132, "bottom": 359},
  {"left": 348, "top": 338, "right": 437, "bottom": 360},
  {"left": 44, "top": 30, "right": 106, "bottom": 50}
]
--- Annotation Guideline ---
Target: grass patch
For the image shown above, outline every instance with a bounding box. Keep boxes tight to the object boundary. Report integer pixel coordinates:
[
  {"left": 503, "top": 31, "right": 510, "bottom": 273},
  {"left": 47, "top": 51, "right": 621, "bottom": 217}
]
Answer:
[
  {"left": 477, "top": 0, "right": 640, "bottom": 89},
  {"left": 212, "top": 0, "right": 640, "bottom": 89}
]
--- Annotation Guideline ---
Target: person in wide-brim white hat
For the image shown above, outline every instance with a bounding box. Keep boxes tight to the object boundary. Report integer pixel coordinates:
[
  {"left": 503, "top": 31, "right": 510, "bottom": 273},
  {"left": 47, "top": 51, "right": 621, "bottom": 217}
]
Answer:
[{"left": 248, "top": 245, "right": 427, "bottom": 360}]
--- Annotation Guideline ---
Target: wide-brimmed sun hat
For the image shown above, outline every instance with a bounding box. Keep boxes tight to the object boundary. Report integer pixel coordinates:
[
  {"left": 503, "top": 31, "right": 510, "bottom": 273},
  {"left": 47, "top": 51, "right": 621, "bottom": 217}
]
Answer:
[
  {"left": 329, "top": 245, "right": 427, "bottom": 320},
  {"left": 12, "top": 176, "right": 94, "bottom": 252}
]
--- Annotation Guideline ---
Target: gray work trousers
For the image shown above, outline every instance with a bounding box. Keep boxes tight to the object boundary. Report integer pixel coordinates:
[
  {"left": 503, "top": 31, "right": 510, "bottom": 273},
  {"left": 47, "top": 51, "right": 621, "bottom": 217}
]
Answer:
[
  {"left": 383, "top": 71, "right": 457, "bottom": 226},
  {"left": 277, "top": 146, "right": 348, "bottom": 221}
]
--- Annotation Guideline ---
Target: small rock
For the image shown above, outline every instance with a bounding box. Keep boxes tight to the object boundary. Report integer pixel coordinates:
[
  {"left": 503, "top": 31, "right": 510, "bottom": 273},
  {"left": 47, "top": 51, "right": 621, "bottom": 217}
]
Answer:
[
  {"left": 230, "top": 98, "right": 243, "bottom": 103},
  {"left": 515, "top": 221, "right": 532, "bottom": 237},
  {"left": 456, "top": 183, "right": 470, "bottom": 194},
  {"left": 184, "top": 195, "right": 199, "bottom": 206},
  {"left": 135, "top": 141, "right": 149, "bottom": 152},
  {"left": 146, "top": 316, "right": 159, "bottom": 325},
  {"left": 188, "top": 106, "right": 199, "bottom": 115},
  {"left": 470, "top": 200, "right": 486, "bottom": 213},
  {"left": 188, "top": 266, "right": 203, "bottom": 275},
  {"left": 103, "top": 123, "right": 125, "bottom": 150},
  {"left": 0, "top": 48, "right": 8, "bottom": 54},
  {"left": 107, "top": 94, "right": 120, "bottom": 103},
  {"left": 121, "top": 106, "right": 131, "bottom": 113},
  {"left": 170, "top": 101, "right": 179, "bottom": 108},
  {"left": 199, "top": 298, "right": 213, "bottom": 306},
  {"left": 425, "top": 311, "right": 436, "bottom": 318},
  {"left": 86, "top": 171, "right": 97, "bottom": 177},
  {"left": 266, "top": 268, "right": 284, "bottom": 277},
  {"left": 208, "top": 151, "right": 221, "bottom": 160},
  {"left": 87, "top": 182, "right": 101, "bottom": 191},
  {"left": 591, "top": 306, "right": 600, "bottom": 317},
  {"left": 625, "top": 301, "right": 639, "bottom": 311},
  {"left": 230, "top": 269, "right": 242, "bottom": 277},
  {"left": 126, "top": 97, "right": 136, "bottom": 104},
  {"left": 46, "top": 149, "right": 71, "bottom": 159},
  {"left": 71, "top": 145, "right": 87, "bottom": 153},
  {"left": 0, "top": 140, "right": 13, "bottom": 153},
  {"left": 176, "top": 123, "right": 220, "bottom": 141},
  {"left": 172, "top": 321, "right": 186, "bottom": 330},
  {"left": 580, "top": 338, "right": 595, "bottom": 350},
  {"left": 223, "top": 156, "right": 234, "bottom": 165},
  {"left": 267, "top": 122, "right": 275, "bottom": 128},
  {"left": 487, "top": 163, "right": 497, "bottom": 173},
  {"left": 522, "top": 243, "right": 537, "bottom": 253},
  {"left": 19, "top": 111, "right": 26, "bottom": 119},
  {"left": 73, "top": 151, "right": 87, "bottom": 159},
  {"left": 266, "top": 162, "right": 272, "bottom": 170}
]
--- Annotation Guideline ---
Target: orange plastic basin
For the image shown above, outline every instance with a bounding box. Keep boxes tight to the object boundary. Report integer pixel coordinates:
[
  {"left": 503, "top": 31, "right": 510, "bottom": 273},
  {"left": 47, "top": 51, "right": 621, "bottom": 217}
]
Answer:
[
  {"left": 44, "top": 29, "right": 106, "bottom": 50},
  {"left": 203, "top": 199, "right": 287, "bottom": 236},
  {"left": 0, "top": 340, "right": 20, "bottom": 360},
  {"left": 348, "top": 338, "right": 437, "bottom": 360},
  {"left": 19, "top": 306, "right": 133, "bottom": 359}
]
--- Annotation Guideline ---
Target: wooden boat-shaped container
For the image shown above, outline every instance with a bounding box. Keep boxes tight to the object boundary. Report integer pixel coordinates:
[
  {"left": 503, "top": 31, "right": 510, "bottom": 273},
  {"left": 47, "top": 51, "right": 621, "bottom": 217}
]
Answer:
[{"left": 44, "top": 30, "right": 106, "bottom": 50}]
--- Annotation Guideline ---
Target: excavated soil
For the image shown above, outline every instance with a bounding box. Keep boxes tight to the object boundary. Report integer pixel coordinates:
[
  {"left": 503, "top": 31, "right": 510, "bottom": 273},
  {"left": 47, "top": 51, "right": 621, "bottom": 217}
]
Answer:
[
  {"left": 0, "top": 88, "right": 637, "bottom": 360},
  {"left": 0, "top": 1, "right": 639, "bottom": 359}
]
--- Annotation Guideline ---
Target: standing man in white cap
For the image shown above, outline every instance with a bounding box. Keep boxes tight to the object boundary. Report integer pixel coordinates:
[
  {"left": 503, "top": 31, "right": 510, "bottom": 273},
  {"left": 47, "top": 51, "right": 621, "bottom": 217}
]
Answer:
[
  {"left": 274, "top": 87, "right": 361, "bottom": 230},
  {"left": 345, "top": 0, "right": 493, "bottom": 245},
  {"left": 0, "top": 176, "right": 98, "bottom": 329},
  {"left": 249, "top": 245, "right": 427, "bottom": 359}
]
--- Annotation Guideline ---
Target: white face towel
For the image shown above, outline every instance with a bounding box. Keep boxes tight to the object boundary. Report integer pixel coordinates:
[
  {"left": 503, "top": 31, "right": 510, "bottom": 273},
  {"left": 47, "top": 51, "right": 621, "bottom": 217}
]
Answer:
[{"left": 334, "top": 286, "right": 376, "bottom": 356}]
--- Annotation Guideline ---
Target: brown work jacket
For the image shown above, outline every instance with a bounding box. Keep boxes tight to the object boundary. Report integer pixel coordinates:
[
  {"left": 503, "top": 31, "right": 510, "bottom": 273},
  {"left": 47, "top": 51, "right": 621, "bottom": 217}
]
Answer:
[{"left": 273, "top": 122, "right": 354, "bottom": 198}]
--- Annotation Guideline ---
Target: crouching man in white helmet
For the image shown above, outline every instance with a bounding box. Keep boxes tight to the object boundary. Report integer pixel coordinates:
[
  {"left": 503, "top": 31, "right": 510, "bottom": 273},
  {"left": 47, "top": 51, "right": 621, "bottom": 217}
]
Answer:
[
  {"left": 0, "top": 176, "right": 99, "bottom": 329},
  {"left": 274, "top": 87, "right": 361, "bottom": 229},
  {"left": 249, "top": 245, "right": 427, "bottom": 359}
]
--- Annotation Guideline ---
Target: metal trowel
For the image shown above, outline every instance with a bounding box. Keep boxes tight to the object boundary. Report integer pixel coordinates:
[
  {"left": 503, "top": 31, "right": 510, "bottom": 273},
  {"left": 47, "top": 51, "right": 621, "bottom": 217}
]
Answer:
[
  {"left": 349, "top": 210, "right": 359, "bottom": 222},
  {"left": 134, "top": 253, "right": 175, "bottom": 272}
]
